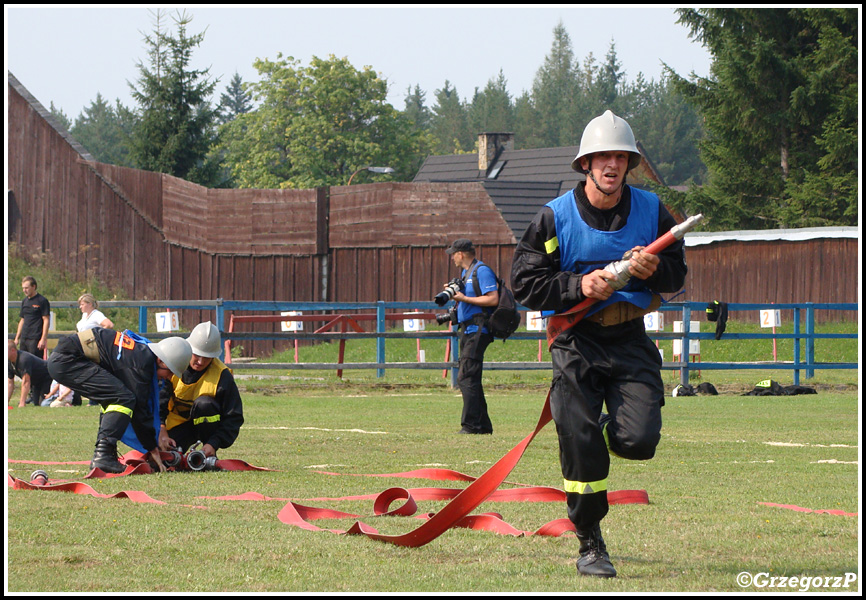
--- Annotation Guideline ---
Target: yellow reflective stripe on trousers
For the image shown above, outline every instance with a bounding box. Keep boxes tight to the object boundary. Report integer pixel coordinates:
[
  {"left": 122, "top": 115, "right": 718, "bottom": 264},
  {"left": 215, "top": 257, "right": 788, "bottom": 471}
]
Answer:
[
  {"left": 193, "top": 414, "right": 221, "bottom": 426},
  {"left": 544, "top": 236, "right": 559, "bottom": 254},
  {"left": 601, "top": 421, "right": 626, "bottom": 459},
  {"left": 102, "top": 404, "right": 133, "bottom": 418},
  {"left": 564, "top": 478, "right": 608, "bottom": 495}
]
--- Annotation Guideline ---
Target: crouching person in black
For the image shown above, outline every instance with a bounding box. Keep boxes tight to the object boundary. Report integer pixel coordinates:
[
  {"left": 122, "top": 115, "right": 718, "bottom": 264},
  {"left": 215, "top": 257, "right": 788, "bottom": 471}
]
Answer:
[{"left": 47, "top": 328, "right": 192, "bottom": 473}]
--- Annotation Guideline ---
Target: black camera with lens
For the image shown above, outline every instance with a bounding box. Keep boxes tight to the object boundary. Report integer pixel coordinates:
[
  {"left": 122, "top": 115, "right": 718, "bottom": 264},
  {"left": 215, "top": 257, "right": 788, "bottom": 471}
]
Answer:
[
  {"left": 434, "top": 278, "right": 464, "bottom": 307},
  {"left": 435, "top": 305, "right": 458, "bottom": 326}
]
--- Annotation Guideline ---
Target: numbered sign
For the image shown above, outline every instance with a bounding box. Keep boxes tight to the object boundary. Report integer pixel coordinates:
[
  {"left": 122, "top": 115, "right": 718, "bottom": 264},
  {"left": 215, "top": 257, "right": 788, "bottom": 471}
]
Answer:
[
  {"left": 760, "top": 309, "right": 781, "bottom": 328},
  {"left": 643, "top": 311, "right": 664, "bottom": 332},
  {"left": 404, "top": 317, "right": 426, "bottom": 332},
  {"left": 526, "top": 311, "right": 545, "bottom": 331},
  {"left": 155, "top": 311, "right": 180, "bottom": 332},
  {"left": 280, "top": 311, "right": 303, "bottom": 332},
  {"left": 673, "top": 321, "right": 701, "bottom": 356}
]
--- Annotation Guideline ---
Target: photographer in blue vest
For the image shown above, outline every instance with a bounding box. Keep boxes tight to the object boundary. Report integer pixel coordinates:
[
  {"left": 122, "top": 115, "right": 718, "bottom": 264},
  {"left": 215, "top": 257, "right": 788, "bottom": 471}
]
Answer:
[
  {"left": 511, "top": 111, "right": 688, "bottom": 578},
  {"left": 445, "top": 239, "right": 499, "bottom": 435}
]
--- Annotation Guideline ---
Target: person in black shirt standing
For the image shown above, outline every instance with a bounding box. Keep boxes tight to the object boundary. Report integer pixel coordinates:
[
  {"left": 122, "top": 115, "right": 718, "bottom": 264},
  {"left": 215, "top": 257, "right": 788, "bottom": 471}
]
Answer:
[
  {"left": 14, "top": 276, "right": 50, "bottom": 357},
  {"left": 511, "top": 110, "right": 688, "bottom": 578}
]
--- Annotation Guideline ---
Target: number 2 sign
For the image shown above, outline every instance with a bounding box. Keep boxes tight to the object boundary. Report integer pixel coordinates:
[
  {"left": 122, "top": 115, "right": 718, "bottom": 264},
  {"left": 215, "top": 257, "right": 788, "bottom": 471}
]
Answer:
[{"left": 760, "top": 309, "right": 781, "bottom": 328}]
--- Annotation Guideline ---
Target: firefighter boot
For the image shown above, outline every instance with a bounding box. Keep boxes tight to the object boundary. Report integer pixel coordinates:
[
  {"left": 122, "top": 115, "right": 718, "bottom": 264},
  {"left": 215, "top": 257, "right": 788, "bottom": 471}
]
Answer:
[
  {"left": 576, "top": 523, "right": 617, "bottom": 578},
  {"left": 90, "top": 438, "right": 125, "bottom": 474}
]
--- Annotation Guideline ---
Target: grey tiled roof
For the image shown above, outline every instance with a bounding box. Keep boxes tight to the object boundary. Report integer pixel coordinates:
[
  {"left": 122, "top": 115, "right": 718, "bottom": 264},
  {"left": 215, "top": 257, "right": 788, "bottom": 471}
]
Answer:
[{"left": 414, "top": 146, "right": 585, "bottom": 237}]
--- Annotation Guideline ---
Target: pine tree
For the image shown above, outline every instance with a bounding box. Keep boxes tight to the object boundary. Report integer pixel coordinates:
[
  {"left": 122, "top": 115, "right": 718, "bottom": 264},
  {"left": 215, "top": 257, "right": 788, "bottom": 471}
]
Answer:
[
  {"left": 217, "top": 72, "right": 252, "bottom": 125},
  {"left": 531, "top": 21, "right": 581, "bottom": 147},
  {"left": 128, "top": 9, "right": 219, "bottom": 185},
  {"left": 668, "top": 7, "right": 857, "bottom": 229},
  {"left": 70, "top": 93, "right": 133, "bottom": 166},
  {"left": 429, "top": 81, "right": 473, "bottom": 154}
]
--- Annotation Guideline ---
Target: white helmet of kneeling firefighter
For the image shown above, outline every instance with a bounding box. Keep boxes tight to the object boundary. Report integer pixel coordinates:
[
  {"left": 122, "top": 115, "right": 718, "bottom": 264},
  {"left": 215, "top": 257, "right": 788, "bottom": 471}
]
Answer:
[
  {"left": 572, "top": 110, "right": 642, "bottom": 196},
  {"left": 188, "top": 321, "right": 222, "bottom": 358}
]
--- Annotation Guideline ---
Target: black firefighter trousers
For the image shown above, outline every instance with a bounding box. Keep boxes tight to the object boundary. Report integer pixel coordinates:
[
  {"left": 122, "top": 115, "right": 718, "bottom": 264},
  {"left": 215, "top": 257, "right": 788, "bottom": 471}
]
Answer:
[
  {"left": 550, "top": 323, "right": 664, "bottom": 532},
  {"left": 47, "top": 336, "right": 140, "bottom": 449}
]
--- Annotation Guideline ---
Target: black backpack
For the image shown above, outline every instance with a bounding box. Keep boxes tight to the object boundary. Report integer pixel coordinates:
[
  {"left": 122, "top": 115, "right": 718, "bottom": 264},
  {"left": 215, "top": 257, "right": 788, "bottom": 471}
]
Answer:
[{"left": 467, "top": 262, "right": 521, "bottom": 340}]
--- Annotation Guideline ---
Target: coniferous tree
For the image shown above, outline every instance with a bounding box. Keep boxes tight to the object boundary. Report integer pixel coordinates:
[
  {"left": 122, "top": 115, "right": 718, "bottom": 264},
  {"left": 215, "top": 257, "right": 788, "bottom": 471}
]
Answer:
[
  {"left": 217, "top": 72, "right": 253, "bottom": 125},
  {"left": 70, "top": 93, "right": 134, "bottom": 166},
  {"left": 128, "top": 9, "right": 219, "bottom": 185},
  {"left": 531, "top": 21, "right": 581, "bottom": 147},
  {"left": 667, "top": 7, "right": 857, "bottom": 228},
  {"left": 429, "top": 81, "right": 473, "bottom": 154},
  {"left": 467, "top": 70, "right": 514, "bottom": 134},
  {"left": 403, "top": 84, "right": 432, "bottom": 131}
]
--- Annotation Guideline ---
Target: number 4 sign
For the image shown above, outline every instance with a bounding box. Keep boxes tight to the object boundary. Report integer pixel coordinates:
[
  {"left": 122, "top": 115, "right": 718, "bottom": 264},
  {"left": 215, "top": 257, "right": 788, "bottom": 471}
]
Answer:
[{"left": 155, "top": 311, "right": 180, "bottom": 332}]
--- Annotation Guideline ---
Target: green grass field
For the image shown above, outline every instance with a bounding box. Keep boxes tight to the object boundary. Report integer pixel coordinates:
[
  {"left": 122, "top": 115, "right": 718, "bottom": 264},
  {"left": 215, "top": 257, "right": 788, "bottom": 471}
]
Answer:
[{"left": 6, "top": 385, "right": 859, "bottom": 593}]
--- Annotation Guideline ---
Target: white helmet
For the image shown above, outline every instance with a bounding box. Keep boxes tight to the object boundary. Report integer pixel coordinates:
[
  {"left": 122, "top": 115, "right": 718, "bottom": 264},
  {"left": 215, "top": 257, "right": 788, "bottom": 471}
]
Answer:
[
  {"left": 188, "top": 321, "right": 222, "bottom": 358},
  {"left": 572, "top": 110, "right": 642, "bottom": 173},
  {"left": 148, "top": 337, "right": 193, "bottom": 377}
]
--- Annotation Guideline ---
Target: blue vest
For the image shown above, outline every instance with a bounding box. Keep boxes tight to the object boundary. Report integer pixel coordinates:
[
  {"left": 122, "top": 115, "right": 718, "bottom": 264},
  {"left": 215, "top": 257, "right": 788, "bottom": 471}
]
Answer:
[
  {"left": 458, "top": 260, "right": 497, "bottom": 334},
  {"left": 546, "top": 187, "right": 659, "bottom": 317}
]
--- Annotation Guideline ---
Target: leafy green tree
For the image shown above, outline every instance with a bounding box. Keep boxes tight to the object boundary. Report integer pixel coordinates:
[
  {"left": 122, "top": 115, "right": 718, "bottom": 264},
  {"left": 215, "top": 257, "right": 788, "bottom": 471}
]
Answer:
[
  {"left": 667, "top": 7, "right": 857, "bottom": 229},
  {"left": 128, "top": 9, "right": 219, "bottom": 185},
  {"left": 217, "top": 53, "right": 427, "bottom": 188}
]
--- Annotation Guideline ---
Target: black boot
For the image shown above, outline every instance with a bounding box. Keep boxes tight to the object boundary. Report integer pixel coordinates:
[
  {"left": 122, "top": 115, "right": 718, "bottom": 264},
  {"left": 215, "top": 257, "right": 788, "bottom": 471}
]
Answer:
[
  {"left": 90, "top": 438, "right": 125, "bottom": 474},
  {"left": 576, "top": 523, "right": 617, "bottom": 578}
]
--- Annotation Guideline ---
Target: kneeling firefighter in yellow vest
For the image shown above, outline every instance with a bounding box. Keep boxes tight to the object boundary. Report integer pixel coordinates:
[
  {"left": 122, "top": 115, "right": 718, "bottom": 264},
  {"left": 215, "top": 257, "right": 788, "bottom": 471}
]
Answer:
[{"left": 158, "top": 321, "right": 244, "bottom": 460}]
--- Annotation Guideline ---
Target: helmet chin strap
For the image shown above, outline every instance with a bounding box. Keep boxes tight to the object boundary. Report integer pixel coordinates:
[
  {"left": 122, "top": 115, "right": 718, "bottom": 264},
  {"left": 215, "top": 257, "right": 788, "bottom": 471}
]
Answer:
[{"left": 586, "top": 170, "right": 626, "bottom": 199}]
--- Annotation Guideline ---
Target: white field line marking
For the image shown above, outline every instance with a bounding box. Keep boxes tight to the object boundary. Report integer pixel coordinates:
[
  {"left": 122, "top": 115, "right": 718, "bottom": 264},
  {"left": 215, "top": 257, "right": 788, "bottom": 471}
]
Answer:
[
  {"left": 764, "top": 442, "right": 857, "bottom": 448},
  {"left": 247, "top": 426, "right": 388, "bottom": 434}
]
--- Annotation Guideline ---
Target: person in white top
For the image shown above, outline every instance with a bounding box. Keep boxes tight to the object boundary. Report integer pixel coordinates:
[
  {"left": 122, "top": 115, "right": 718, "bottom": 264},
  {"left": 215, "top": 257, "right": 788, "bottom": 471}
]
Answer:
[{"left": 76, "top": 294, "right": 114, "bottom": 332}]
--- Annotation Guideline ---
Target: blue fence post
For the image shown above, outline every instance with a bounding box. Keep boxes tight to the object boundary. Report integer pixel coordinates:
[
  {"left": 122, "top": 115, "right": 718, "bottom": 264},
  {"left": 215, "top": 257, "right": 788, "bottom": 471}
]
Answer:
[
  {"left": 806, "top": 305, "right": 815, "bottom": 379},
  {"left": 793, "top": 307, "right": 801, "bottom": 386},
  {"left": 216, "top": 298, "right": 226, "bottom": 362},
  {"left": 376, "top": 301, "right": 386, "bottom": 378},
  {"left": 138, "top": 306, "right": 148, "bottom": 333}
]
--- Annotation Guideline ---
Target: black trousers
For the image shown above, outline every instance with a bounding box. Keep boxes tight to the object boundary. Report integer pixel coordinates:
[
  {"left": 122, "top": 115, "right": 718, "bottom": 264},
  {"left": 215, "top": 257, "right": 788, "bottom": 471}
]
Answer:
[
  {"left": 47, "top": 338, "right": 136, "bottom": 447},
  {"left": 18, "top": 338, "right": 41, "bottom": 357},
  {"left": 550, "top": 323, "right": 663, "bottom": 532},
  {"left": 457, "top": 329, "right": 494, "bottom": 433},
  {"left": 166, "top": 395, "right": 221, "bottom": 452}
]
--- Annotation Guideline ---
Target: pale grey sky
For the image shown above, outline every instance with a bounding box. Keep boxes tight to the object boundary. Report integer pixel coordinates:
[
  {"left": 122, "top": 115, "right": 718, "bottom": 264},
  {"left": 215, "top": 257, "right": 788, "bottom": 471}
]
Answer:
[{"left": 6, "top": 5, "right": 713, "bottom": 120}]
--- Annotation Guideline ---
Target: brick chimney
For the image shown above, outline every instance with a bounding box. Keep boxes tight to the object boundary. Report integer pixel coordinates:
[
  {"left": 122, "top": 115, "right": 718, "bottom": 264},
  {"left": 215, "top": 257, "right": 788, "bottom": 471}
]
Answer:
[{"left": 478, "top": 132, "right": 514, "bottom": 171}]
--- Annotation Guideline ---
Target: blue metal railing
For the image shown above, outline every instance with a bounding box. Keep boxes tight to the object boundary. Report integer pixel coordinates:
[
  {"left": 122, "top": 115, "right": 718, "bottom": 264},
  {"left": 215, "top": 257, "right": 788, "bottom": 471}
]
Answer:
[{"left": 9, "top": 300, "right": 857, "bottom": 386}]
